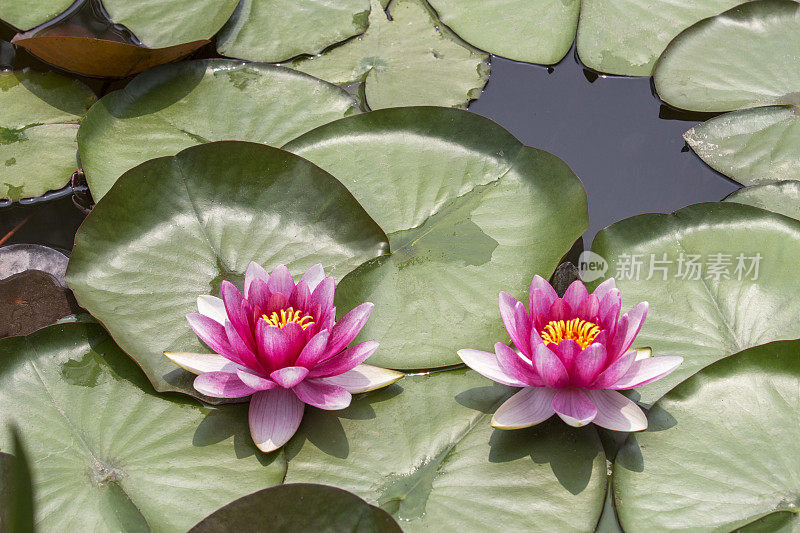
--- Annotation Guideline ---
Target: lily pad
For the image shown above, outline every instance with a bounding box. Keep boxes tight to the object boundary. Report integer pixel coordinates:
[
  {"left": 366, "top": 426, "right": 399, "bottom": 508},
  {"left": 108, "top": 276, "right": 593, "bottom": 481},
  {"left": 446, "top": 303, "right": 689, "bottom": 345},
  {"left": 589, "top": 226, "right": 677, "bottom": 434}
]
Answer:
[
  {"left": 0, "top": 322, "right": 285, "bottom": 531},
  {"left": 67, "top": 141, "right": 388, "bottom": 400},
  {"left": 217, "top": 0, "right": 372, "bottom": 63},
  {"left": 0, "top": 270, "right": 80, "bottom": 338},
  {"left": 725, "top": 181, "right": 800, "bottom": 221},
  {"left": 577, "top": 0, "right": 742, "bottom": 76},
  {"left": 284, "top": 368, "right": 607, "bottom": 531},
  {"left": 590, "top": 201, "right": 800, "bottom": 406},
  {"left": 0, "top": 243, "right": 69, "bottom": 285},
  {"left": 614, "top": 340, "right": 800, "bottom": 531},
  {"left": 102, "top": 0, "right": 239, "bottom": 49},
  {"left": 284, "top": 107, "right": 588, "bottom": 369},
  {"left": 684, "top": 105, "right": 800, "bottom": 185},
  {"left": 0, "top": 69, "right": 95, "bottom": 201},
  {"left": 426, "top": 0, "right": 580, "bottom": 65},
  {"left": 289, "top": 0, "right": 490, "bottom": 110},
  {"left": 653, "top": 0, "right": 800, "bottom": 112},
  {"left": 0, "top": 0, "right": 73, "bottom": 30},
  {"left": 190, "top": 484, "right": 401, "bottom": 532},
  {"left": 77, "top": 59, "right": 360, "bottom": 201},
  {"left": 0, "top": 425, "right": 35, "bottom": 533}
]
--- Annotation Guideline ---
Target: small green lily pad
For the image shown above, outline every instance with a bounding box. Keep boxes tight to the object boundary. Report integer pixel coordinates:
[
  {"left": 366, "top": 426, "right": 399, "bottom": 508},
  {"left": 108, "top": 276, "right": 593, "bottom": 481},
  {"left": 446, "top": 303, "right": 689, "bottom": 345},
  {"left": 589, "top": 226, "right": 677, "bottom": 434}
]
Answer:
[
  {"left": 725, "top": 181, "right": 800, "bottom": 221},
  {"left": 0, "top": 0, "right": 73, "bottom": 30},
  {"left": 289, "top": 0, "right": 490, "bottom": 110}
]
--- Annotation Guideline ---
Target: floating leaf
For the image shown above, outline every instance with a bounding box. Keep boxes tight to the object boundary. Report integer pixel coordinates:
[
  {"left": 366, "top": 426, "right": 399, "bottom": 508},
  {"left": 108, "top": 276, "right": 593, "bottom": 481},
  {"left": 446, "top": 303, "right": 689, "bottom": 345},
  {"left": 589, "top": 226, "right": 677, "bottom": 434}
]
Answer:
[
  {"left": 0, "top": 425, "right": 35, "bottom": 533},
  {"left": 289, "top": 0, "right": 490, "bottom": 109},
  {"left": 67, "top": 141, "right": 388, "bottom": 400},
  {"left": 190, "top": 484, "right": 401, "bottom": 532},
  {"left": 577, "top": 0, "right": 742, "bottom": 76},
  {"left": 217, "top": 0, "right": 371, "bottom": 63},
  {"left": 590, "top": 202, "right": 800, "bottom": 406},
  {"left": 614, "top": 340, "right": 800, "bottom": 531},
  {"left": 0, "top": 243, "right": 69, "bottom": 285},
  {"left": 426, "top": 0, "right": 579, "bottom": 65},
  {"left": 284, "top": 368, "right": 607, "bottom": 530},
  {"left": 0, "top": 69, "right": 95, "bottom": 201},
  {"left": 725, "top": 181, "right": 800, "bottom": 221},
  {"left": 0, "top": 270, "right": 80, "bottom": 338},
  {"left": 0, "top": 0, "right": 73, "bottom": 30},
  {"left": 684, "top": 105, "right": 800, "bottom": 185},
  {"left": 78, "top": 59, "right": 360, "bottom": 200},
  {"left": 0, "top": 322, "right": 285, "bottom": 530},
  {"left": 653, "top": 0, "right": 800, "bottom": 112},
  {"left": 285, "top": 107, "right": 588, "bottom": 369}
]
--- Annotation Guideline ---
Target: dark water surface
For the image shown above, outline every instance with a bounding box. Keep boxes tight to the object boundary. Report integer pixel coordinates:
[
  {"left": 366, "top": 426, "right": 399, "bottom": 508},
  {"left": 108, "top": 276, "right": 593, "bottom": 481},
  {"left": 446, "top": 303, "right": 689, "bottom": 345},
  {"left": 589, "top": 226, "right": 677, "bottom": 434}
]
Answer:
[
  {"left": 470, "top": 55, "right": 740, "bottom": 240},
  {"left": 0, "top": 47, "right": 741, "bottom": 249}
]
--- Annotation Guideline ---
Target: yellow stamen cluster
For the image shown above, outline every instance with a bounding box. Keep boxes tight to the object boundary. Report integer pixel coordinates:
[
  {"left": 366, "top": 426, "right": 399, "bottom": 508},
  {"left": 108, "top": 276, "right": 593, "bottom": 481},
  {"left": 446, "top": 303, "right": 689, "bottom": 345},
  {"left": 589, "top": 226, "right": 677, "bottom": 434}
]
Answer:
[
  {"left": 540, "top": 318, "right": 601, "bottom": 349},
  {"left": 262, "top": 307, "right": 315, "bottom": 330}
]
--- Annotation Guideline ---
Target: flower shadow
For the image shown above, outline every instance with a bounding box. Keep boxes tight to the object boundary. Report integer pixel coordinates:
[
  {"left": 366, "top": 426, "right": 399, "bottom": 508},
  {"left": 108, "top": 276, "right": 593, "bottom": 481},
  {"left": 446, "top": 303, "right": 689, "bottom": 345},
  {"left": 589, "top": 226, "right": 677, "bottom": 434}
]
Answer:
[{"left": 192, "top": 405, "right": 279, "bottom": 466}]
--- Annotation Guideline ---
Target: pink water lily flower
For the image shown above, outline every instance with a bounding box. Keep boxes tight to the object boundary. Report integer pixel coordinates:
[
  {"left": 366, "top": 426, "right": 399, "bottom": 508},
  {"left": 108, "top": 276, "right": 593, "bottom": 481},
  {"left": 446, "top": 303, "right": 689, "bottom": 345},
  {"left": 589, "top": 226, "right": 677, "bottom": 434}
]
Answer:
[
  {"left": 458, "top": 276, "right": 682, "bottom": 431},
  {"left": 165, "top": 263, "right": 403, "bottom": 452}
]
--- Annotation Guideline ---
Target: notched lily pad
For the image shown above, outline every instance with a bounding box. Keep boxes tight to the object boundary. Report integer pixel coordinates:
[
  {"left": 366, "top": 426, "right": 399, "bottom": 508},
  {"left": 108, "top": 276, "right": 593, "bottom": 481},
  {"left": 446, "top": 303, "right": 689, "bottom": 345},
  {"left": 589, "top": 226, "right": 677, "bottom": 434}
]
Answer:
[
  {"left": 289, "top": 0, "right": 490, "bottom": 110},
  {"left": 67, "top": 141, "right": 389, "bottom": 400},
  {"left": 0, "top": 322, "right": 285, "bottom": 531},
  {"left": 590, "top": 201, "right": 800, "bottom": 406},
  {"left": 614, "top": 340, "right": 800, "bottom": 532},
  {"left": 78, "top": 59, "right": 361, "bottom": 200},
  {"left": 285, "top": 107, "right": 588, "bottom": 370},
  {"left": 0, "top": 69, "right": 95, "bottom": 201},
  {"left": 217, "top": 0, "right": 372, "bottom": 63}
]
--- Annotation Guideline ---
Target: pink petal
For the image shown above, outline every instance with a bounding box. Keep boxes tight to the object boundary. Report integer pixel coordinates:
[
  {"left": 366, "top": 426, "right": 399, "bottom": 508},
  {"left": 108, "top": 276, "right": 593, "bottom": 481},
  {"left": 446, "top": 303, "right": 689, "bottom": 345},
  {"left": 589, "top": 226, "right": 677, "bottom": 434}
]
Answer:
[
  {"left": 327, "top": 303, "right": 373, "bottom": 356},
  {"left": 293, "top": 379, "right": 352, "bottom": 410},
  {"left": 529, "top": 275, "right": 557, "bottom": 307},
  {"left": 495, "top": 342, "right": 544, "bottom": 386},
  {"left": 308, "top": 341, "right": 379, "bottom": 378},
  {"left": 163, "top": 351, "right": 242, "bottom": 375},
  {"left": 300, "top": 264, "right": 326, "bottom": 292},
  {"left": 590, "top": 350, "right": 637, "bottom": 389},
  {"left": 575, "top": 294, "right": 599, "bottom": 322},
  {"left": 267, "top": 264, "right": 295, "bottom": 296},
  {"left": 249, "top": 388, "right": 305, "bottom": 452},
  {"left": 270, "top": 366, "right": 309, "bottom": 388},
  {"left": 513, "top": 301, "right": 532, "bottom": 356},
  {"left": 196, "top": 295, "right": 227, "bottom": 325},
  {"left": 549, "top": 298, "right": 571, "bottom": 321},
  {"left": 571, "top": 343, "right": 607, "bottom": 387},
  {"left": 608, "top": 302, "right": 648, "bottom": 359},
  {"left": 554, "top": 339, "right": 581, "bottom": 372},
  {"left": 308, "top": 276, "right": 335, "bottom": 315},
  {"left": 237, "top": 370, "right": 278, "bottom": 391},
  {"left": 552, "top": 389, "right": 597, "bottom": 427},
  {"left": 257, "top": 322, "right": 305, "bottom": 370},
  {"left": 610, "top": 356, "right": 683, "bottom": 390},
  {"left": 244, "top": 261, "right": 270, "bottom": 296},
  {"left": 194, "top": 371, "right": 258, "bottom": 398},
  {"left": 598, "top": 289, "right": 622, "bottom": 334},
  {"left": 319, "top": 364, "right": 403, "bottom": 394},
  {"left": 585, "top": 389, "right": 647, "bottom": 431},
  {"left": 563, "top": 280, "right": 589, "bottom": 314},
  {"left": 221, "top": 281, "right": 252, "bottom": 348},
  {"left": 491, "top": 387, "right": 556, "bottom": 429},
  {"left": 295, "top": 329, "right": 331, "bottom": 368},
  {"left": 289, "top": 280, "right": 312, "bottom": 315},
  {"left": 592, "top": 278, "right": 617, "bottom": 301},
  {"left": 499, "top": 292, "right": 528, "bottom": 354},
  {"left": 224, "top": 320, "right": 262, "bottom": 371},
  {"left": 533, "top": 344, "right": 569, "bottom": 388},
  {"left": 457, "top": 349, "right": 527, "bottom": 387},
  {"left": 247, "top": 278, "right": 272, "bottom": 314},
  {"left": 530, "top": 288, "right": 553, "bottom": 330},
  {"left": 186, "top": 313, "right": 235, "bottom": 360}
]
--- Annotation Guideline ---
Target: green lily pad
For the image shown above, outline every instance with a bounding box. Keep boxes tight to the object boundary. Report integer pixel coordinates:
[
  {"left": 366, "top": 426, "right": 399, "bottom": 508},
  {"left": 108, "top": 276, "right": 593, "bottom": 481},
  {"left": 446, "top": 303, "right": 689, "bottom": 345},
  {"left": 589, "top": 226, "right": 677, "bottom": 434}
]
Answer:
[
  {"left": 190, "top": 484, "right": 401, "bottom": 532},
  {"left": 684, "top": 105, "right": 800, "bottom": 186},
  {"left": 725, "top": 181, "right": 800, "bottom": 221},
  {"left": 66, "top": 141, "right": 388, "bottom": 400},
  {"left": 102, "top": 0, "right": 239, "bottom": 48},
  {"left": 0, "top": 425, "right": 35, "bottom": 533},
  {"left": 284, "top": 368, "right": 607, "bottom": 530},
  {"left": 289, "top": 0, "right": 490, "bottom": 110},
  {"left": 577, "top": 0, "right": 742, "bottom": 76},
  {"left": 426, "top": 0, "right": 579, "bottom": 65},
  {"left": 77, "top": 59, "right": 360, "bottom": 201},
  {"left": 217, "top": 0, "right": 371, "bottom": 63},
  {"left": 0, "top": 322, "right": 285, "bottom": 531},
  {"left": 614, "top": 340, "right": 800, "bottom": 531},
  {"left": 0, "top": 69, "right": 96, "bottom": 201},
  {"left": 653, "top": 0, "right": 800, "bottom": 112},
  {"left": 284, "top": 107, "right": 588, "bottom": 369},
  {"left": 0, "top": 0, "right": 73, "bottom": 30},
  {"left": 590, "top": 201, "right": 800, "bottom": 406}
]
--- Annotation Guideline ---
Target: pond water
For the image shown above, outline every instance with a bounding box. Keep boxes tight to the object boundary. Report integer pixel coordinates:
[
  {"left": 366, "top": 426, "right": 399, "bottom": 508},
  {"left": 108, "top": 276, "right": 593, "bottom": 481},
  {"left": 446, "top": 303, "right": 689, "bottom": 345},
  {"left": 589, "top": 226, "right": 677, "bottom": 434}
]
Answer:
[{"left": 0, "top": 42, "right": 740, "bottom": 250}]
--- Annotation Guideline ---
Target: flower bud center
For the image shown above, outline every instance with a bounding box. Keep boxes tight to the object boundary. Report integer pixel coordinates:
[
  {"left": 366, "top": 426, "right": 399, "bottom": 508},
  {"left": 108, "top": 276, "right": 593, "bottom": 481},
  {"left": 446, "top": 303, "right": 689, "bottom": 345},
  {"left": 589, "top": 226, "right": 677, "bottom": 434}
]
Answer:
[
  {"left": 262, "top": 307, "right": 315, "bottom": 330},
  {"left": 540, "top": 318, "right": 600, "bottom": 349}
]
